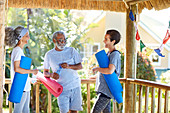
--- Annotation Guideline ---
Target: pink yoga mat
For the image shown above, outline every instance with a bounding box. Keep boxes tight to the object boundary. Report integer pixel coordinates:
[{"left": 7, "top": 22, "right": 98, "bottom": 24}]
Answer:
[{"left": 36, "top": 72, "right": 63, "bottom": 97}]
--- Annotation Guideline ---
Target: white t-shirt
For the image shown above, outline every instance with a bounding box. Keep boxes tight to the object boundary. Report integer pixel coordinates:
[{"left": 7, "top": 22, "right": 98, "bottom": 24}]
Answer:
[
  {"left": 11, "top": 46, "right": 31, "bottom": 91},
  {"left": 44, "top": 47, "right": 82, "bottom": 91}
]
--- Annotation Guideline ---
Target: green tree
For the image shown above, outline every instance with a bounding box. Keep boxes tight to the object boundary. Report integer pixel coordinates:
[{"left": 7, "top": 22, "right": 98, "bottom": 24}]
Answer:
[
  {"left": 161, "top": 70, "right": 170, "bottom": 84},
  {"left": 119, "top": 52, "right": 156, "bottom": 81},
  {"left": 26, "top": 9, "right": 98, "bottom": 112},
  {"left": 83, "top": 49, "right": 156, "bottom": 112},
  {"left": 5, "top": 8, "right": 98, "bottom": 112},
  {"left": 7, "top": 8, "right": 27, "bottom": 27}
]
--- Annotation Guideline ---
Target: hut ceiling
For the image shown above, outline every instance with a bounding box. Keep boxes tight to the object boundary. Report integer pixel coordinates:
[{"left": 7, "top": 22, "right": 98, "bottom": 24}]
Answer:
[{"left": 7, "top": 0, "right": 170, "bottom": 13}]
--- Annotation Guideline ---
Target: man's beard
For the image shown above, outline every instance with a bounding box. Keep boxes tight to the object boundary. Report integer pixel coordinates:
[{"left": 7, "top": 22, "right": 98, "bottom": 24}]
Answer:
[{"left": 55, "top": 42, "right": 66, "bottom": 50}]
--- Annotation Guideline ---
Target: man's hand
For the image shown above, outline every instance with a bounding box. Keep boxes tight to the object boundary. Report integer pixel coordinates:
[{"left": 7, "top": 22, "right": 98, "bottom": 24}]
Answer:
[
  {"left": 44, "top": 72, "right": 59, "bottom": 80},
  {"left": 51, "top": 72, "right": 59, "bottom": 80},
  {"left": 60, "top": 63, "right": 70, "bottom": 69}
]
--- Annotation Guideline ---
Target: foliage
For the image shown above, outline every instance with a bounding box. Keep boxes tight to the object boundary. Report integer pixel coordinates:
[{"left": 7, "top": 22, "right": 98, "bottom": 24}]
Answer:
[
  {"left": 7, "top": 8, "right": 27, "bottom": 27},
  {"left": 4, "top": 7, "right": 156, "bottom": 112},
  {"left": 83, "top": 49, "right": 156, "bottom": 111},
  {"left": 85, "top": 48, "right": 156, "bottom": 81},
  {"left": 160, "top": 70, "right": 170, "bottom": 84},
  {"left": 27, "top": 9, "right": 98, "bottom": 112},
  {"left": 4, "top": 8, "right": 98, "bottom": 112},
  {"left": 119, "top": 52, "right": 156, "bottom": 81}
]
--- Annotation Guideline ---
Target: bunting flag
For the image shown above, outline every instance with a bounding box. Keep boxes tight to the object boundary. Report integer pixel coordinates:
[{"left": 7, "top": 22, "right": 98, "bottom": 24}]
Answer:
[
  {"left": 154, "top": 48, "right": 165, "bottom": 57},
  {"left": 129, "top": 10, "right": 170, "bottom": 57},
  {"left": 129, "top": 10, "right": 135, "bottom": 21},
  {"left": 140, "top": 40, "right": 145, "bottom": 52},
  {"left": 154, "top": 44, "right": 165, "bottom": 57},
  {"left": 129, "top": 10, "right": 141, "bottom": 41},
  {"left": 133, "top": 21, "right": 138, "bottom": 32},
  {"left": 163, "top": 29, "right": 170, "bottom": 44},
  {"left": 154, "top": 29, "right": 170, "bottom": 57},
  {"left": 146, "top": 47, "right": 154, "bottom": 57},
  {"left": 136, "top": 30, "right": 140, "bottom": 41}
]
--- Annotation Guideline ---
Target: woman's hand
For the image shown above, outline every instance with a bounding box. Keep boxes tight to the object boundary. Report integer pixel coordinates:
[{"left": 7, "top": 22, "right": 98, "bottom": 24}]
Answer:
[{"left": 32, "top": 69, "right": 38, "bottom": 75}]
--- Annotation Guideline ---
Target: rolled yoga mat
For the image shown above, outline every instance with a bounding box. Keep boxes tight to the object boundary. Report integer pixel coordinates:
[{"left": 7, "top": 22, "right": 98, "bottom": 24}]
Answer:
[
  {"left": 8, "top": 56, "right": 32, "bottom": 103},
  {"left": 36, "top": 72, "right": 63, "bottom": 97},
  {"left": 95, "top": 50, "right": 123, "bottom": 104}
]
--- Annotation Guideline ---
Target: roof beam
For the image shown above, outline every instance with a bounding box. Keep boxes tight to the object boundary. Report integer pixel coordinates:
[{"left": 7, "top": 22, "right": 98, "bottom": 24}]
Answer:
[
  {"left": 89, "top": 0, "right": 149, "bottom": 5},
  {"left": 127, "top": 0, "right": 149, "bottom": 5},
  {"left": 91, "top": 0, "right": 149, "bottom": 4},
  {"left": 92, "top": 0, "right": 148, "bottom": 1}
]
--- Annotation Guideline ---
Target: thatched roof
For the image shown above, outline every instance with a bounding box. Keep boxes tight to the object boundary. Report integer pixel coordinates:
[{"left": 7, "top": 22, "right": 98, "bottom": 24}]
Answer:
[{"left": 7, "top": 0, "right": 170, "bottom": 13}]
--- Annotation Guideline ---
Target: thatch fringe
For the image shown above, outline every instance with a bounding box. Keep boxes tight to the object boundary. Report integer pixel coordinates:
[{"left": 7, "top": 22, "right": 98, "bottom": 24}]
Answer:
[{"left": 7, "top": 0, "right": 170, "bottom": 12}]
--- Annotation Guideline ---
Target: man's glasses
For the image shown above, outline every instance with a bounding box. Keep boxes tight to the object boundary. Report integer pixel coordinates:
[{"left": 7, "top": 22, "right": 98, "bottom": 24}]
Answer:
[{"left": 56, "top": 39, "right": 66, "bottom": 43}]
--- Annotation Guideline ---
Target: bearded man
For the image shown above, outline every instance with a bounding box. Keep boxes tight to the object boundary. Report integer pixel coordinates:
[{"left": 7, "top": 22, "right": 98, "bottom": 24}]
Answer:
[{"left": 43, "top": 31, "right": 83, "bottom": 113}]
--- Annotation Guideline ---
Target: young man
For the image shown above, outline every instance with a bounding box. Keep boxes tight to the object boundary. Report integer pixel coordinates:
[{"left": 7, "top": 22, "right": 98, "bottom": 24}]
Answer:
[
  {"left": 43, "top": 31, "right": 83, "bottom": 113},
  {"left": 91, "top": 30, "right": 121, "bottom": 113}
]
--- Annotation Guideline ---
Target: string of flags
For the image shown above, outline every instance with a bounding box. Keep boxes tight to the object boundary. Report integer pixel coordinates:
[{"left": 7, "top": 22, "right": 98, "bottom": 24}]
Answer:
[{"left": 129, "top": 10, "right": 170, "bottom": 57}]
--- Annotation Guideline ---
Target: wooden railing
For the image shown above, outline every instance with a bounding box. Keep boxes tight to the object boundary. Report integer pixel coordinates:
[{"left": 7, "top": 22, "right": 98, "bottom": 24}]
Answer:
[
  {"left": 127, "top": 78, "right": 170, "bottom": 113},
  {"left": 4, "top": 78, "right": 170, "bottom": 113}
]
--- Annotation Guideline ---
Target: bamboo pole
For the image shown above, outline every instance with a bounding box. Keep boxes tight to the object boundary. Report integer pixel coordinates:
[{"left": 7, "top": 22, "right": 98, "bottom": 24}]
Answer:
[
  {"left": 124, "top": 4, "right": 137, "bottom": 113},
  {"left": 0, "top": 0, "right": 5, "bottom": 112}
]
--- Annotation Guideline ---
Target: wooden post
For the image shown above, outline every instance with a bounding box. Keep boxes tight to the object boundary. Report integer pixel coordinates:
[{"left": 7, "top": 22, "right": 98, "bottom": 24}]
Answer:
[
  {"left": 0, "top": 0, "right": 5, "bottom": 112},
  {"left": 138, "top": 85, "right": 143, "bottom": 113},
  {"left": 157, "top": 89, "right": 162, "bottom": 113},
  {"left": 36, "top": 84, "right": 40, "bottom": 113},
  {"left": 87, "top": 83, "right": 90, "bottom": 113},
  {"left": 151, "top": 87, "right": 155, "bottom": 113},
  {"left": 112, "top": 101, "right": 117, "bottom": 113},
  {"left": 133, "top": 84, "right": 137, "bottom": 113},
  {"left": 145, "top": 86, "right": 149, "bottom": 113},
  {"left": 48, "top": 91, "right": 51, "bottom": 113},
  {"left": 124, "top": 5, "right": 137, "bottom": 113},
  {"left": 8, "top": 84, "right": 12, "bottom": 113},
  {"left": 164, "top": 90, "right": 168, "bottom": 113}
]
